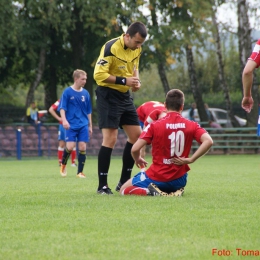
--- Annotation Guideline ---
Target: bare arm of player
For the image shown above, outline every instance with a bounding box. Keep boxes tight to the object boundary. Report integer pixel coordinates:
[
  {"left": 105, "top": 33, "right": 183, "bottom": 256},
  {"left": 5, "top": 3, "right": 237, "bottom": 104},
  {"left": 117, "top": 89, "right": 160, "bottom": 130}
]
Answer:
[
  {"left": 60, "top": 109, "right": 70, "bottom": 129},
  {"left": 241, "top": 60, "right": 257, "bottom": 113},
  {"left": 172, "top": 133, "right": 213, "bottom": 165},
  {"left": 131, "top": 138, "right": 148, "bottom": 168},
  {"left": 48, "top": 106, "right": 62, "bottom": 122},
  {"left": 88, "top": 113, "right": 93, "bottom": 136}
]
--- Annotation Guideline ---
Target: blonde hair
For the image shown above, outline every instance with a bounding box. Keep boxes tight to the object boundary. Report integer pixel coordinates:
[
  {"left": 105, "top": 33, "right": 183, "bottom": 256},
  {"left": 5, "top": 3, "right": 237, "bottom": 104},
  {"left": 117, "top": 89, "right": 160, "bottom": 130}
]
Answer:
[{"left": 73, "top": 69, "right": 87, "bottom": 80}]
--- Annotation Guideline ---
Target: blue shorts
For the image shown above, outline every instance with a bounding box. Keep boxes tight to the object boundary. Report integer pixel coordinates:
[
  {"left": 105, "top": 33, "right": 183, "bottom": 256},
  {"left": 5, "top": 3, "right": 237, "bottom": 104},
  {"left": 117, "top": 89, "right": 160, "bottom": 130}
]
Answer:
[
  {"left": 65, "top": 126, "right": 89, "bottom": 142},
  {"left": 132, "top": 171, "right": 188, "bottom": 193},
  {"left": 139, "top": 120, "right": 144, "bottom": 129},
  {"left": 58, "top": 124, "right": 66, "bottom": 141}
]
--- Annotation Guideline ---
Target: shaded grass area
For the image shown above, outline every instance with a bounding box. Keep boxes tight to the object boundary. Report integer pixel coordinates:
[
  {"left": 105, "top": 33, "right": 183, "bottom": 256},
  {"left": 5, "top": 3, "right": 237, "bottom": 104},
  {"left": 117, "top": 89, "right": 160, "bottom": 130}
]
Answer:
[{"left": 0, "top": 155, "right": 259, "bottom": 259}]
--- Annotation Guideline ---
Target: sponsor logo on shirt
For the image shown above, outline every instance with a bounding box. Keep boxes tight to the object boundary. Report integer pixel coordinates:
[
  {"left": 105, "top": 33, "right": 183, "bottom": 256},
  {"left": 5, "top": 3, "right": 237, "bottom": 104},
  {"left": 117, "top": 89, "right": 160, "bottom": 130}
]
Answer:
[
  {"left": 97, "top": 59, "right": 108, "bottom": 66},
  {"left": 163, "top": 158, "right": 174, "bottom": 164}
]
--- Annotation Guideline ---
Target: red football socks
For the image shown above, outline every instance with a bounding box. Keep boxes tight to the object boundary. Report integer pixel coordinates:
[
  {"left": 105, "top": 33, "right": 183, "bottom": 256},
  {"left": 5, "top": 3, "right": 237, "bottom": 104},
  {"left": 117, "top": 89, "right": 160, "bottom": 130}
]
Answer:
[{"left": 122, "top": 186, "right": 147, "bottom": 196}]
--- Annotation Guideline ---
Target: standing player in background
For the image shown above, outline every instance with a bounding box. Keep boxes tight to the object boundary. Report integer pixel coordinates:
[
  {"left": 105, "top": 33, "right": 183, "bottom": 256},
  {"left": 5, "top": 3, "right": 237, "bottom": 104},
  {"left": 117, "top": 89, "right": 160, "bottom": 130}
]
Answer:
[
  {"left": 242, "top": 39, "right": 260, "bottom": 113},
  {"left": 59, "top": 69, "right": 92, "bottom": 178},
  {"left": 93, "top": 22, "right": 147, "bottom": 194},
  {"left": 136, "top": 101, "right": 167, "bottom": 157},
  {"left": 120, "top": 89, "right": 213, "bottom": 196},
  {"left": 48, "top": 100, "right": 77, "bottom": 167}
]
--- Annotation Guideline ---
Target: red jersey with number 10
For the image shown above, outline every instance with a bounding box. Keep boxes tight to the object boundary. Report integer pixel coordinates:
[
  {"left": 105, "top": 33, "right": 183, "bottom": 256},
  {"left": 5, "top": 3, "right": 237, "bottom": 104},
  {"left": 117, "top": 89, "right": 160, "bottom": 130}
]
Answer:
[
  {"left": 140, "top": 112, "right": 207, "bottom": 182},
  {"left": 249, "top": 39, "right": 260, "bottom": 68}
]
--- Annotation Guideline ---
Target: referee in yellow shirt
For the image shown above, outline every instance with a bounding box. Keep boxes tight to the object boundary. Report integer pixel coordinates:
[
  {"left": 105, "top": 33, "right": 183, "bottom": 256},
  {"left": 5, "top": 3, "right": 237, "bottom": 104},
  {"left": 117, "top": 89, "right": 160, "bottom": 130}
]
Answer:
[{"left": 94, "top": 21, "right": 147, "bottom": 195}]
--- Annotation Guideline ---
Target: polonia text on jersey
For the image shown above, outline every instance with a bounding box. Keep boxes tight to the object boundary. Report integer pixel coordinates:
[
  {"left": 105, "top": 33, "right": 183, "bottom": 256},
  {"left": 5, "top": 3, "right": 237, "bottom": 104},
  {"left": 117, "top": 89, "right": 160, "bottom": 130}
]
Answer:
[{"left": 166, "top": 123, "right": 185, "bottom": 129}]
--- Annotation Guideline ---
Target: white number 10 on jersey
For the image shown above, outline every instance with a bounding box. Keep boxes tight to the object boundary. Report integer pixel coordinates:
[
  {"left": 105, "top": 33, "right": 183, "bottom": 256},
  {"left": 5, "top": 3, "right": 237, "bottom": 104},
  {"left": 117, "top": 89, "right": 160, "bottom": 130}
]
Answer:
[{"left": 168, "top": 131, "right": 185, "bottom": 157}]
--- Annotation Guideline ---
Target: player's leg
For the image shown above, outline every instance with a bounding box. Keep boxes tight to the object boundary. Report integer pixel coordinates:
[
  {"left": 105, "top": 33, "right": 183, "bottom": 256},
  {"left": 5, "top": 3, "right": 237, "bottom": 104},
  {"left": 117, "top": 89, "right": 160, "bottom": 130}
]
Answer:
[
  {"left": 120, "top": 171, "right": 151, "bottom": 196},
  {"left": 58, "top": 125, "right": 65, "bottom": 166},
  {"left": 95, "top": 86, "right": 120, "bottom": 195},
  {"left": 60, "top": 128, "right": 76, "bottom": 177},
  {"left": 60, "top": 123, "right": 77, "bottom": 166},
  {"left": 71, "top": 147, "right": 77, "bottom": 166},
  {"left": 76, "top": 141, "right": 86, "bottom": 178},
  {"left": 115, "top": 98, "right": 142, "bottom": 191},
  {"left": 121, "top": 178, "right": 171, "bottom": 197},
  {"left": 76, "top": 126, "right": 89, "bottom": 178},
  {"left": 58, "top": 141, "right": 65, "bottom": 166},
  {"left": 163, "top": 173, "right": 187, "bottom": 197},
  {"left": 116, "top": 124, "right": 141, "bottom": 191},
  {"left": 97, "top": 128, "right": 117, "bottom": 194},
  {"left": 148, "top": 174, "right": 187, "bottom": 197}
]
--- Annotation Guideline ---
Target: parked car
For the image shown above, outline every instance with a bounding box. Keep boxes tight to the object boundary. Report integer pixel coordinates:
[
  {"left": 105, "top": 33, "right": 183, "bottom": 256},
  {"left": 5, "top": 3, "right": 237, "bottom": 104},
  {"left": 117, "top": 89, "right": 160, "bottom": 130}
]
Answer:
[{"left": 181, "top": 108, "right": 247, "bottom": 127}]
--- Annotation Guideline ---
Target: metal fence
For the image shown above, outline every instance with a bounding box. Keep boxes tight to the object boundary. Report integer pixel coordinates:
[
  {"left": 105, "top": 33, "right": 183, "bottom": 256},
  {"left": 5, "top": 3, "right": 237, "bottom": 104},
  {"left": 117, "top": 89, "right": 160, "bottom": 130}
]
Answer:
[
  {"left": 191, "top": 127, "right": 260, "bottom": 154},
  {"left": 1, "top": 124, "right": 259, "bottom": 159},
  {"left": 0, "top": 123, "right": 127, "bottom": 159}
]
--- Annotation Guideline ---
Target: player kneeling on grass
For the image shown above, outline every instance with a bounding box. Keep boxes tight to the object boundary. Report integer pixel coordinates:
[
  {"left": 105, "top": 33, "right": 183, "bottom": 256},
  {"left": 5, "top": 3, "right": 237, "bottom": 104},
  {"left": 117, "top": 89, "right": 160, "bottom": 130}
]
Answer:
[{"left": 120, "top": 89, "right": 213, "bottom": 196}]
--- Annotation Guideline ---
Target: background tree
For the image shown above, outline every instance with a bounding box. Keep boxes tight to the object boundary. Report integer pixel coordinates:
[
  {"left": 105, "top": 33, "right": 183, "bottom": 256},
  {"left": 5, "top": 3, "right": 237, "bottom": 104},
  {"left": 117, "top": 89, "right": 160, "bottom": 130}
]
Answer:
[
  {"left": 186, "top": 45, "right": 209, "bottom": 123},
  {"left": 1, "top": 0, "right": 260, "bottom": 125},
  {"left": 0, "top": 0, "right": 25, "bottom": 103},
  {"left": 211, "top": 1, "right": 240, "bottom": 126},
  {"left": 143, "top": 0, "right": 199, "bottom": 94},
  {"left": 42, "top": 0, "right": 142, "bottom": 108},
  {"left": 142, "top": 0, "right": 215, "bottom": 120}
]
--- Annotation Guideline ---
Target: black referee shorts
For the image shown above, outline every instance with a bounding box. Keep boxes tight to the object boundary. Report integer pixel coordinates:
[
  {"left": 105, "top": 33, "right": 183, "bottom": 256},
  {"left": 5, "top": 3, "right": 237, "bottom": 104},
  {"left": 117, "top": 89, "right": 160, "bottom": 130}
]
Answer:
[{"left": 95, "top": 86, "right": 140, "bottom": 129}]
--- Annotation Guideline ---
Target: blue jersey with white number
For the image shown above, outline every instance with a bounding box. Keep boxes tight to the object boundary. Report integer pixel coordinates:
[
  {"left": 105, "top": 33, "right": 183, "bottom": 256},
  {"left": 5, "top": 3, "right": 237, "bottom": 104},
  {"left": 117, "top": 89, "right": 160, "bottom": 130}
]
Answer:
[{"left": 59, "top": 86, "right": 92, "bottom": 130}]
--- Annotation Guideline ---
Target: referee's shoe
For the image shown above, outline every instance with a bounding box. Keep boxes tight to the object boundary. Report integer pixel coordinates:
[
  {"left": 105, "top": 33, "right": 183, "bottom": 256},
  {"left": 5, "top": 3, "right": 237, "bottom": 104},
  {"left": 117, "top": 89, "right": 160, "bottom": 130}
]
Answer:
[
  {"left": 97, "top": 186, "right": 113, "bottom": 195},
  {"left": 115, "top": 182, "right": 122, "bottom": 192}
]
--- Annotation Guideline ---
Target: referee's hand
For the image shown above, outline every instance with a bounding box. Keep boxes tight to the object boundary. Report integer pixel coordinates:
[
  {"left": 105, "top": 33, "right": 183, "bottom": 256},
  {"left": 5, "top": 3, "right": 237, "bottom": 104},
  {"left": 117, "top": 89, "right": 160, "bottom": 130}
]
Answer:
[
  {"left": 132, "top": 85, "right": 140, "bottom": 92},
  {"left": 127, "top": 77, "right": 140, "bottom": 87}
]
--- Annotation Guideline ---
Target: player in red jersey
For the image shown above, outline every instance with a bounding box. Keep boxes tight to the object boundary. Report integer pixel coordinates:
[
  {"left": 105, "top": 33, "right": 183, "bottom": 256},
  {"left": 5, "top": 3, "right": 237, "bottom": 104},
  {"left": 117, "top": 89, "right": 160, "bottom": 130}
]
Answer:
[
  {"left": 136, "top": 101, "right": 167, "bottom": 157},
  {"left": 242, "top": 39, "right": 260, "bottom": 113},
  {"left": 120, "top": 89, "right": 213, "bottom": 196},
  {"left": 49, "top": 100, "right": 77, "bottom": 166},
  {"left": 136, "top": 101, "right": 167, "bottom": 128}
]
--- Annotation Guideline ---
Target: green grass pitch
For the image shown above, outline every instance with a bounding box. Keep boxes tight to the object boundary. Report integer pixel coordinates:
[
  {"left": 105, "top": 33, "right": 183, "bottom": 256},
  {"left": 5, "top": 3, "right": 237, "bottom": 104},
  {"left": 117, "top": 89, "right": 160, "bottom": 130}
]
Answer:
[{"left": 0, "top": 155, "right": 259, "bottom": 260}]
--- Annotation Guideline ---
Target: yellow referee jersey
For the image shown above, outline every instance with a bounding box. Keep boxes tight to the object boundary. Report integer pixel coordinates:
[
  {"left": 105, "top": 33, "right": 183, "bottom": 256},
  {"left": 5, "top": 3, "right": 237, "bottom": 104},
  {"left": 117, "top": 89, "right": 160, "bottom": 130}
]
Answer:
[{"left": 94, "top": 34, "right": 142, "bottom": 93}]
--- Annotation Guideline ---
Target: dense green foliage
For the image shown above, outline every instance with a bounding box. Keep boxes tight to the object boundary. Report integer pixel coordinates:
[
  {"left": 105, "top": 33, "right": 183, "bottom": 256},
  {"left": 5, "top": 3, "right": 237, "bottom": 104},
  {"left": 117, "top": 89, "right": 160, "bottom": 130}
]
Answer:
[
  {"left": 0, "top": 155, "right": 259, "bottom": 259},
  {"left": 0, "top": 0, "right": 260, "bottom": 123}
]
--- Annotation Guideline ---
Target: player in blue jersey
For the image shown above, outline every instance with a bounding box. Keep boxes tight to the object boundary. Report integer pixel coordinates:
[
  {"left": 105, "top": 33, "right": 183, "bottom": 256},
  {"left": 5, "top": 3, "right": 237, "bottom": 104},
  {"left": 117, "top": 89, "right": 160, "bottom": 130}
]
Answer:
[{"left": 59, "top": 69, "right": 92, "bottom": 178}]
